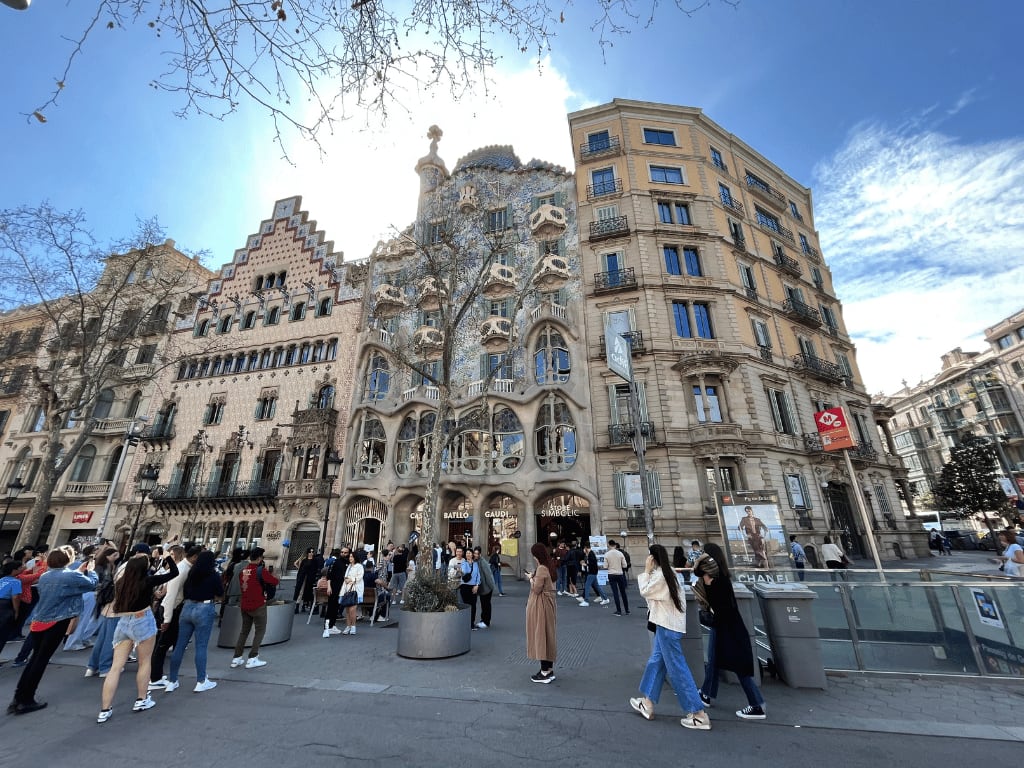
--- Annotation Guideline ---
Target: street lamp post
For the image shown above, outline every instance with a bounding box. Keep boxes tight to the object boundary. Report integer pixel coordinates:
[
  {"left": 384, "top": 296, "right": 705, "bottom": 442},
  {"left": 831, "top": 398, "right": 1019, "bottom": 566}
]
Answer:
[
  {"left": 95, "top": 418, "right": 148, "bottom": 540},
  {"left": 321, "top": 451, "right": 343, "bottom": 553},
  {"left": 1, "top": 477, "right": 26, "bottom": 551},
  {"left": 126, "top": 465, "right": 160, "bottom": 552}
]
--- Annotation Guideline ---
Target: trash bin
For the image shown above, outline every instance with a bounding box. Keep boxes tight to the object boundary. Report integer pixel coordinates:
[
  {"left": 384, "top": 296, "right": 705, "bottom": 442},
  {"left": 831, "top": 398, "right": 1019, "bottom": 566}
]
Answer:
[
  {"left": 750, "top": 583, "right": 827, "bottom": 689},
  {"left": 217, "top": 600, "right": 295, "bottom": 648}
]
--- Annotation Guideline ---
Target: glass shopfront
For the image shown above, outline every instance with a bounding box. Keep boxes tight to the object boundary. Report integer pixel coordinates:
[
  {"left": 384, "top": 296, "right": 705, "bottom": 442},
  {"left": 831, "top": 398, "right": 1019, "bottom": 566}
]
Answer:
[{"left": 534, "top": 492, "right": 591, "bottom": 546}]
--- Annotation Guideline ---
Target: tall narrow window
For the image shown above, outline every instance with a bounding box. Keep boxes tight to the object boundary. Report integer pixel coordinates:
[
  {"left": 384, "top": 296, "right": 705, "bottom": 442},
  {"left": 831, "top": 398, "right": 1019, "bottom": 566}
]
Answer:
[
  {"left": 767, "top": 388, "right": 797, "bottom": 434},
  {"left": 365, "top": 354, "right": 390, "bottom": 401},
  {"left": 693, "top": 386, "right": 722, "bottom": 423},
  {"left": 535, "top": 395, "right": 577, "bottom": 470},
  {"left": 534, "top": 326, "right": 570, "bottom": 385}
]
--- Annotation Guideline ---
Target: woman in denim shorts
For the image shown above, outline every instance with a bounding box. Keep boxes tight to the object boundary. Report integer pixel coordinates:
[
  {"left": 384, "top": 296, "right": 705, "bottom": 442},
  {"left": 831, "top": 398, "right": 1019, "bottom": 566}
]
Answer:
[{"left": 97, "top": 549, "right": 178, "bottom": 724}]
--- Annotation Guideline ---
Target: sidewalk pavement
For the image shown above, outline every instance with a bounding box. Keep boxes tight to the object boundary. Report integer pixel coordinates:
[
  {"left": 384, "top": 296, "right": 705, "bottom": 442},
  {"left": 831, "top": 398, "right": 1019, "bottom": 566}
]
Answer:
[{"left": 3, "top": 573, "right": 1022, "bottom": 743}]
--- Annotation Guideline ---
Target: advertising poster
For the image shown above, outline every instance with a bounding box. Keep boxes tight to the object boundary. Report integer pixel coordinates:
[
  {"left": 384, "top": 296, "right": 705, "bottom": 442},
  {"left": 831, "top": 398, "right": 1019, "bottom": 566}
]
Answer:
[
  {"left": 971, "top": 588, "right": 1004, "bottom": 629},
  {"left": 589, "top": 535, "right": 609, "bottom": 585},
  {"left": 717, "top": 491, "right": 788, "bottom": 568}
]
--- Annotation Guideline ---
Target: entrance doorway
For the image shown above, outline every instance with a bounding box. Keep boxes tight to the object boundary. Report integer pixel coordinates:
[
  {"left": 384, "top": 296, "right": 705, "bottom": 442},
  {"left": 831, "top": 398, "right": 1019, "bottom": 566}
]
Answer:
[
  {"left": 534, "top": 492, "right": 591, "bottom": 547},
  {"left": 826, "top": 484, "right": 864, "bottom": 558}
]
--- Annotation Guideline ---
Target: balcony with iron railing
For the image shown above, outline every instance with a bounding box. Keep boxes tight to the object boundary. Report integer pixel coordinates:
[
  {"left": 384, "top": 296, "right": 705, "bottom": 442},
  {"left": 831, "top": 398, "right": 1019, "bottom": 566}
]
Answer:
[
  {"left": 782, "top": 298, "right": 821, "bottom": 327},
  {"left": 594, "top": 267, "right": 637, "bottom": 293},
  {"left": 720, "top": 196, "right": 745, "bottom": 216},
  {"left": 589, "top": 215, "right": 630, "bottom": 242},
  {"left": 608, "top": 421, "right": 656, "bottom": 446},
  {"left": 137, "top": 318, "right": 168, "bottom": 337},
  {"left": 150, "top": 479, "right": 279, "bottom": 502},
  {"left": 140, "top": 424, "right": 176, "bottom": 443},
  {"left": 758, "top": 345, "right": 773, "bottom": 363},
  {"left": 791, "top": 352, "right": 844, "bottom": 383},
  {"left": 598, "top": 330, "right": 646, "bottom": 356},
  {"left": 743, "top": 286, "right": 759, "bottom": 302},
  {"left": 580, "top": 135, "right": 621, "bottom": 160},
  {"left": 587, "top": 178, "right": 623, "bottom": 199},
  {"left": 711, "top": 156, "right": 728, "bottom": 173},
  {"left": 773, "top": 251, "right": 801, "bottom": 276},
  {"left": 802, "top": 243, "right": 821, "bottom": 262},
  {"left": 757, "top": 218, "right": 795, "bottom": 244},
  {"left": 803, "top": 432, "right": 878, "bottom": 462},
  {"left": 790, "top": 209, "right": 804, "bottom": 224},
  {"left": 745, "top": 175, "right": 786, "bottom": 207}
]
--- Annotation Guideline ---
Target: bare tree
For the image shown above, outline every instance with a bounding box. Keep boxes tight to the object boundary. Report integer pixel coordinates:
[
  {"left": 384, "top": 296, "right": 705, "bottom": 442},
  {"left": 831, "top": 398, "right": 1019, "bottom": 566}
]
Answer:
[
  {"left": 22, "top": 0, "right": 727, "bottom": 153},
  {"left": 0, "top": 204, "right": 214, "bottom": 547}
]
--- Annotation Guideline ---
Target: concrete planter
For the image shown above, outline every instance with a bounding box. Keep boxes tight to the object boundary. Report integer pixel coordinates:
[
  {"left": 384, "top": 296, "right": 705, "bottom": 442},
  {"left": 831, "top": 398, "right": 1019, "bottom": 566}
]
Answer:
[
  {"left": 397, "top": 605, "right": 471, "bottom": 659},
  {"left": 217, "top": 601, "right": 294, "bottom": 648}
]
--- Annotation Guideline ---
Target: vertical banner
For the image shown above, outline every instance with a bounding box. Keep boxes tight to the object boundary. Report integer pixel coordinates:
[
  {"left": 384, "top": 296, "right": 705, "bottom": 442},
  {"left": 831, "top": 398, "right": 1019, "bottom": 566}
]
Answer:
[
  {"left": 717, "top": 491, "right": 788, "bottom": 569},
  {"left": 589, "top": 535, "right": 609, "bottom": 585}
]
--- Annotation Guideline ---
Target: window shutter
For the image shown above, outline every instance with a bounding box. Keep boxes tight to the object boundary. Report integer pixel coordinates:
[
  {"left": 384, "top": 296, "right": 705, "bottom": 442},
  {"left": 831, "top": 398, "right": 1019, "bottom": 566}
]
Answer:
[
  {"left": 613, "top": 472, "right": 626, "bottom": 509},
  {"left": 556, "top": 237, "right": 565, "bottom": 257},
  {"left": 607, "top": 384, "right": 620, "bottom": 424},
  {"left": 627, "top": 306, "right": 637, "bottom": 332},
  {"left": 250, "top": 458, "right": 264, "bottom": 483},
  {"left": 636, "top": 382, "right": 649, "bottom": 421},
  {"left": 800, "top": 474, "right": 812, "bottom": 511},
  {"left": 480, "top": 353, "right": 490, "bottom": 379},
  {"left": 646, "top": 470, "right": 662, "bottom": 508},
  {"left": 168, "top": 466, "right": 183, "bottom": 493},
  {"left": 531, "top": 196, "right": 540, "bottom": 212},
  {"left": 254, "top": 402, "right": 261, "bottom": 420},
  {"left": 554, "top": 191, "right": 565, "bottom": 208},
  {"left": 505, "top": 202, "right": 514, "bottom": 227}
]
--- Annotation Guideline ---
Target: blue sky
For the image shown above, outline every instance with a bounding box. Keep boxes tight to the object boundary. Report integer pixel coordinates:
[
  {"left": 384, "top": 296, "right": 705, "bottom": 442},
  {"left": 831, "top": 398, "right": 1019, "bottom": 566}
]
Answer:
[{"left": 2, "top": 0, "right": 1022, "bottom": 395}]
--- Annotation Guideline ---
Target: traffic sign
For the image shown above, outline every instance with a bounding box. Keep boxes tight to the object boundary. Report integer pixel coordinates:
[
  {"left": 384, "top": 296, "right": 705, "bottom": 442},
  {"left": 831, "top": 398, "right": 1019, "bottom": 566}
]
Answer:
[{"left": 813, "top": 406, "right": 855, "bottom": 451}]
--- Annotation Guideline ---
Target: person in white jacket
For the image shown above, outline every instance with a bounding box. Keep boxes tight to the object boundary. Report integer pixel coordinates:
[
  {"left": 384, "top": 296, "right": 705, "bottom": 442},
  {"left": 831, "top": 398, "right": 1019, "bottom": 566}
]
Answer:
[{"left": 629, "top": 544, "right": 711, "bottom": 731}]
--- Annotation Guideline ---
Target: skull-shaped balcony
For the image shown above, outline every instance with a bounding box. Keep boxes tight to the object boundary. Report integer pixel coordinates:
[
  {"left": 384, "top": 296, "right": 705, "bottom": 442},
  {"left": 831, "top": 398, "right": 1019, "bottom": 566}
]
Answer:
[
  {"left": 529, "top": 204, "right": 567, "bottom": 240},
  {"left": 372, "top": 284, "right": 407, "bottom": 319},
  {"left": 458, "top": 183, "right": 479, "bottom": 213},
  {"left": 482, "top": 263, "right": 517, "bottom": 300},
  {"left": 416, "top": 276, "right": 448, "bottom": 312},
  {"left": 533, "top": 253, "right": 571, "bottom": 292},
  {"left": 413, "top": 326, "right": 444, "bottom": 361},
  {"left": 374, "top": 239, "right": 404, "bottom": 264},
  {"left": 480, "top": 316, "right": 513, "bottom": 352}
]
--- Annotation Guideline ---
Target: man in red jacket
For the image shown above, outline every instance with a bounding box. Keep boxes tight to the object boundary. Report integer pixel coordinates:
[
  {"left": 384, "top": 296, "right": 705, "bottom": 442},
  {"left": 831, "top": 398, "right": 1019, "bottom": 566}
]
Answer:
[{"left": 230, "top": 548, "right": 279, "bottom": 670}]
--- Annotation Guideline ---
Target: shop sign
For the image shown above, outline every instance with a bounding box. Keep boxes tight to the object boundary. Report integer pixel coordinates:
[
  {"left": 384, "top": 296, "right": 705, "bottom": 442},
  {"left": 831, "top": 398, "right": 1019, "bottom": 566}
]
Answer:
[
  {"left": 71, "top": 511, "right": 93, "bottom": 524},
  {"left": 443, "top": 510, "right": 471, "bottom": 520},
  {"left": 484, "top": 509, "right": 517, "bottom": 518},
  {"left": 542, "top": 502, "right": 582, "bottom": 517}
]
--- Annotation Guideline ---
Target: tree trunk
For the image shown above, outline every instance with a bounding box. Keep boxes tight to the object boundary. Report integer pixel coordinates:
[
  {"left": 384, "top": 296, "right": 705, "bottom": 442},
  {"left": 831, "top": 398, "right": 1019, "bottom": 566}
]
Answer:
[{"left": 416, "top": 385, "right": 451, "bottom": 575}]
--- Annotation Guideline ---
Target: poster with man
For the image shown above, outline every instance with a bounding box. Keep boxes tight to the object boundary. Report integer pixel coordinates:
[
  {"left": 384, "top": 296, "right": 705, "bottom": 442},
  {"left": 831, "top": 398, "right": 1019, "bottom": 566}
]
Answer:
[
  {"left": 589, "top": 535, "right": 609, "bottom": 585},
  {"left": 717, "top": 491, "right": 788, "bottom": 568}
]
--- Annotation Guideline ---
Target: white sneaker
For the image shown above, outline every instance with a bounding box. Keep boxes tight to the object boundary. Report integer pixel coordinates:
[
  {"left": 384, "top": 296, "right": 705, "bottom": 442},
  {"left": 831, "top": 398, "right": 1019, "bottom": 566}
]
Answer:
[
  {"left": 132, "top": 695, "right": 156, "bottom": 712},
  {"left": 230, "top": 656, "right": 245, "bottom": 668},
  {"left": 322, "top": 629, "right": 331, "bottom": 638},
  {"left": 96, "top": 708, "right": 112, "bottom": 724},
  {"left": 194, "top": 679, "right": 217, "bottom": 693},
  {"left": 578, "top": 601, "right": 590, "bottom": 607},
  {"left": 84, "top": 668, "right": 96, "bottom": 678},
  {"left": 600, "top": 599, "right": 610, "bottom": 606},
  {"left": 349, "top": 627, "right": 356, "bottom": 635},
  {"left": 556, "top": 591, "right": 564, "bottom": 596},
  {"left": 164, "top": 680, "right": 180, "bottom": 692},
  {"left": 147, "top": 677, "right": 169, "bottom": 691},
  {"left": 328, "top": 626, "right": 342, "bottom": 635},
  {"left": 475, "top": 621, "right": 487, "bottom": 629},
  {"left": 244, "top": 657, "right": 267, "bottom": 669}
]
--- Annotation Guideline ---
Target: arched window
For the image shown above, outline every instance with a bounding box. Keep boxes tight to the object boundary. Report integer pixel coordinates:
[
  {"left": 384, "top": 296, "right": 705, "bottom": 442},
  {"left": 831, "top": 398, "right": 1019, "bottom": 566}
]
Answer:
[
  {"left": 273, "top": 347, "right": 286, "bottom": 367},
  {"left": 104, "top": 445, "right": 123, "bottom": 482},
  {"left": 125, "top": 390, "right": 143, "bottom": 418},
  {"left": 247, "top": 352, "right": 259, "bottom": 371},
  {"left": 242, "top": 311, "right": 257, "bottom": 330},
  {"left": 534, "top": 326, "right": 570, "bottom": 385},
  {"left": 195, "top": 318, "right": 210, "bottom": 337},
  {"left": 364, "top": 354, "right": 390, "bottom": 401},
  {"left": 535, "top": 394, "right": 577, "bottom": 469},
  {"left": 285, "top": 345, "right": 298, "bottom": 365},
  {"left": 455, "top": 408, "right": 488, "bottom": 474},
  {"left": 395, "top": 414, "right": 417, "bottom": 477},
  {"left": 71, "top": 445, "right": 96, "bottom": 483},
  {"left": 312, "top": 341, "right": 325, "bottom": 362},
  {"left": 291, "top": 303, "right": 306, "bottom": 322},
  {"left": 326, "top": 338, "right": 338, "bottom": 361},
  {"left": 265, "top": 306, "right": 281, "bottom": 325},
  {"left": 211, "top": 357, "right": 224, "bottom": 376},
  {"left": 493, "top": 406, "right": 524, "bottom": 472},
  {"left": 317, "top": 385, "right": 335, "bottom": 409},
  {"left": 233, "top": 353, "right": 246, "bottom": 373},
  {"left": 299, "top": 343, "right": 311, "bottom": 363},
  {"left": 317, "top": 297, "right": 332, "bottom": 317},
  {"left": 276, "top": 271, "right": 287, "bottom": 288},
  {"left": 417, "top": 413, "right": 436, "bottom": 475},
  {"left": 218, "top": 315, "right": 233, "bottom": 334},
  {"left": 93, "top": 389, "right": 115, "bottom": 419},
  {"left": 355, "top": 416, "right": 386, "bottom": 477},
  {"left": 259, "top": 349, "right": 272, "bottom": 369}
]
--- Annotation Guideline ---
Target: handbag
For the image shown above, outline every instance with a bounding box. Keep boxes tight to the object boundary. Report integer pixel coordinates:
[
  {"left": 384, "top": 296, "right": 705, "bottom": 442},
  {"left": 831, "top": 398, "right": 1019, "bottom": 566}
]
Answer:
[
  {"left": 339, "top": 591, "right": 358, "bottom": 608},
  {"left": 698, "top": 608, "right": 716, "bottom": 628}
]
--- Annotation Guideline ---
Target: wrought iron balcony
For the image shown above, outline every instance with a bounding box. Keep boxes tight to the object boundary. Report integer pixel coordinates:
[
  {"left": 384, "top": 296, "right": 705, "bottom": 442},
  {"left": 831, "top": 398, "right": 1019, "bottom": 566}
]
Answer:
[
  {"left": 756, "top": 217, "right": 795, "bottom": 243},
  {"left": 782, "top": 298, "right": 821, "bottom": 327},
  {"left": 150, "top": 479, "right": 279, "bottom": 502},
  {"left": 790, "top": 209, "right": 804, "bottom": 223},
  {"left": 773, "top": 251, "right": 801, "bottom": 276},
  {"left": 137, "top": 319, "right": 167, "bottom": 337},
  {"left": 589, "top": 215, "right": 630, "bottom": 241},
  {"left": 594, "top": 267, "right": 637, "bottom": 293},
  {"left": 851, "top": 441, "right": 878, "bottom": 462},
  {"left": 802, "top": 243, "right": 821, "bottom": 262},
  {"left": 758, "top": 345, "right": 773, "bottom": 363},
  {"left": 140, "top": 424, "right": 176, "bottom": 443},
  {"left": 721, "top": 196, "right": 745, "bottom": 216},
  {"left": 744, "top": 286, "right": 758, "bottom": 301},
  {"left": 711, "top": 156, "right": 728, "bottom": 173},
  {"left": 608, "top": 421, "right": 656, "bottom": 446},
  {"left": 580, "top": 135, "right": 621, "bottom": 159},
  {"left": 791, "top": 352, "right": 844, "bottom": 383},
  {"left": 587, "top": 178, "right": 623, "bottom": 199},
  {"left": 598, "top": 330, "right": 646, "bottom": 356},
  {"left": 745, "top": 174, "right": 786, "bottom": 206}
]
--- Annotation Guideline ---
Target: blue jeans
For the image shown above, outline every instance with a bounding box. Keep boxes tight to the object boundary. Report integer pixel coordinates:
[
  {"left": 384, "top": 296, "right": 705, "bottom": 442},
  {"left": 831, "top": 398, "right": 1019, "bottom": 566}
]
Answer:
[
  {"left": 556, "top": 565, "right": 567, "bottom": 592},
  {"left": 169, "top": 601, "right": 217, "bottom": 683},
  {"left": 699, "top": 627, "right": 764, "bottom": 707},
  {"left": 639, "top": 625, "right": 703, "bottom": 714},
  {"left": 87, "top": 616, "right": 120, "bottom": 673},
  {"left": 608, "top": 574, "right": 629, "bottom": 613},
  {"left": 491, "top": 565, "right": 503, "bottom": 594},
  {"left": 584, "top": 574, "right": 607, "bottom": 600}
]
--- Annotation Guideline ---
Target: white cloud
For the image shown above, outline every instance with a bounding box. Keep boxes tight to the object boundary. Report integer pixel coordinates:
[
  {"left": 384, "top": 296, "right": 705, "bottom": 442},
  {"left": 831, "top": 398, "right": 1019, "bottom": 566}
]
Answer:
[
  {"left": 813, "top": 120, "right": 1024, "bottom": 394},
  {"left": 238, "top": 57, "right": 585, "bottom": 264}
]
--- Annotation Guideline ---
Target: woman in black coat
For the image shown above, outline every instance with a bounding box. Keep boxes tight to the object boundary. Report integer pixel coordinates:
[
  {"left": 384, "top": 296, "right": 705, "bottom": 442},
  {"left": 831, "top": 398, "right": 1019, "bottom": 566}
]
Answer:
[
  {"left": 692, "top": 543, "right": 766, "bottom": 720},
  {"left": 292, "top": 548, "right": 321, "bottom": 613}
]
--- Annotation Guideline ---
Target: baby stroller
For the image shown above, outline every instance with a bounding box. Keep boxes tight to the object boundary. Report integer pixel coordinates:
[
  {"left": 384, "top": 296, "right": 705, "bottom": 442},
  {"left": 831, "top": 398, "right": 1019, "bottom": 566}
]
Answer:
[{"left": 307, "top": 572, "right": 332, "bottom": 625}]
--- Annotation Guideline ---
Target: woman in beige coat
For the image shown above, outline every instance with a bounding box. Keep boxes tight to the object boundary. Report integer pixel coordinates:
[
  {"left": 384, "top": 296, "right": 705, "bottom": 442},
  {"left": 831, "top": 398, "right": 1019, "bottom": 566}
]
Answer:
[{"left": 525, "top": 542, "right": 557, "bottom": 683}]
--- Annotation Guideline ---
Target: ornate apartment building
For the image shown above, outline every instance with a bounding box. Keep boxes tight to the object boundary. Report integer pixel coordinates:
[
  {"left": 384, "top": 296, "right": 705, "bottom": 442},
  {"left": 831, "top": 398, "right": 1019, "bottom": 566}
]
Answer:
[
  {"left": 340, "top": 130, "right": 599, "bottom": 562},
  {"left": 569, "top": 99, "right": 923, "bottom": 562},
  {"left": 0, "top": 242, "right": 212, "bottom": 552},
  {"left": 880, "top": 307, "right": 1024, "bottom": 513},
  {"left": 126, "top": 197, "right": 366, "bottom": 570}
]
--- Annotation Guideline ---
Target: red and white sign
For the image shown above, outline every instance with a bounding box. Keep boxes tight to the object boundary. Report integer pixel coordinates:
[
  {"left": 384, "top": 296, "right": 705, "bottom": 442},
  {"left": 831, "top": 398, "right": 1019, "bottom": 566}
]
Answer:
[
  {"left": 71, "top": 511, "right": 94, "bottom": 524},
  {"left": 813, "top": 407, "right": 855, "bottom": 452}
]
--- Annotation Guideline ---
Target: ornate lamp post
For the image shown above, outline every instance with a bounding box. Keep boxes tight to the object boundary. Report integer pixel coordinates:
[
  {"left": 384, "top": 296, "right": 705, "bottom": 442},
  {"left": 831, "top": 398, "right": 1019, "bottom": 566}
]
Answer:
[
  {"left": 321, "top": 451, "right": 343, "bottom": 552},
  {"left": 126, "top": 465, "right": 160, "bottom": 552},
  {"left": 1, "top": 477, "right": 25, "bottom": 550}
]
